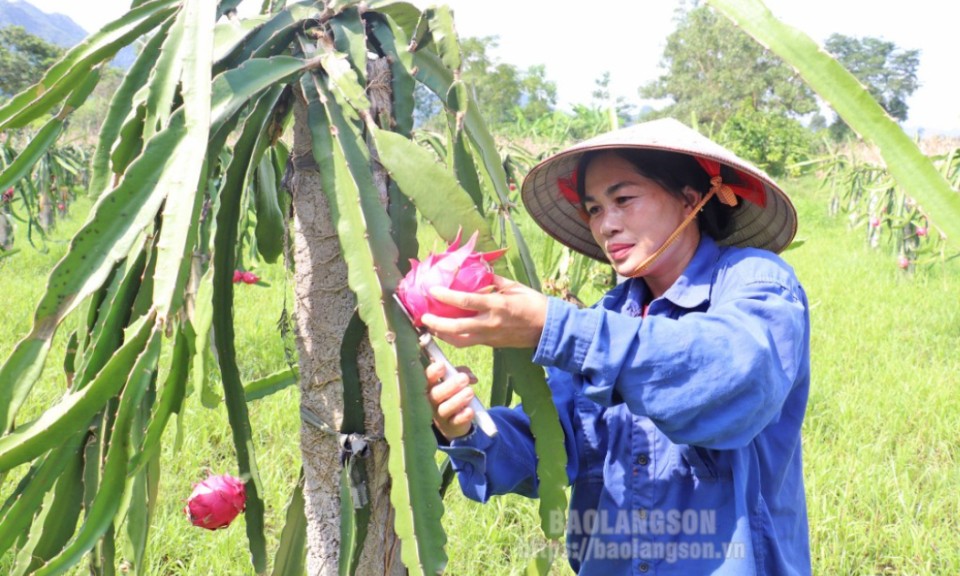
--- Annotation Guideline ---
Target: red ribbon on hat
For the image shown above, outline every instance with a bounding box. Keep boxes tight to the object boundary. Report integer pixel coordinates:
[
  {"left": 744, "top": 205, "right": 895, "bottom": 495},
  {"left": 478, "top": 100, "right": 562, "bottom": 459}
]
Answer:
[
  {"left": 557, "top": 171, "right": 580, "bottom": 205},
  {"left": 557, "top": 171, "right": 590, "bottom": 222},
  {"left": 694, "top": 158, "right": 767, "bottom": 208}
]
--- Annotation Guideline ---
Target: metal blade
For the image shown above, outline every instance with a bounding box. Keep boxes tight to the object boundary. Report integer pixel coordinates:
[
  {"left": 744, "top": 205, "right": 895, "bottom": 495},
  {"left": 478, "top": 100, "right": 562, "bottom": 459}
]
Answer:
[{"left": 392, "top": 293, "right": 420, "bottom": 329}]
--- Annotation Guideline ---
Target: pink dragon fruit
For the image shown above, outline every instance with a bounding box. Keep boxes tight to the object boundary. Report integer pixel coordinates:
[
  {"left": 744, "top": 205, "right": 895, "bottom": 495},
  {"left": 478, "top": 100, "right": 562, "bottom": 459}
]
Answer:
[
  {"left": 184, "top": 473, "right": 246, "bottom": 530},
  {"left": 232, "top": 270, "right": 260, "bottom": 284},
  {"left": 397, "top": 229, "right": 507, "bottom": 326}
]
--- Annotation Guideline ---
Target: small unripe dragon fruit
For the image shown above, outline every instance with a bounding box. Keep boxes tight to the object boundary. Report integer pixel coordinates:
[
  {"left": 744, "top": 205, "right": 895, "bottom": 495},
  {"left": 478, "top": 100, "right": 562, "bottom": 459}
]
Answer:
[
  {"left": 396, "top": 229, "right": 507, "bottom": 326},
  {"left": 184, "top": 474, "right": 246, "bottom": 530}
]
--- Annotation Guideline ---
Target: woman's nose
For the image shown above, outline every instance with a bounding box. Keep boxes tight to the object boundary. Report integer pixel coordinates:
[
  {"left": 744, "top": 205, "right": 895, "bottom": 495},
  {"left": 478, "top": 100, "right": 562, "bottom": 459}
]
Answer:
[{"left": 599, "top": 210, "right": 622, "bottom": 237}]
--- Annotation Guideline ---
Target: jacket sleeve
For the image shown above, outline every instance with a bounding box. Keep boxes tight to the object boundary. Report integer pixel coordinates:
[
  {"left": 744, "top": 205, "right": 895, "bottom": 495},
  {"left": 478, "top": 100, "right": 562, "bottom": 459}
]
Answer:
[
  {"left": 436, "top": 376, "right": 580, "bottom": 503},
  {"left": 533, "top": 255, "right": 809, "bottom": 451}
]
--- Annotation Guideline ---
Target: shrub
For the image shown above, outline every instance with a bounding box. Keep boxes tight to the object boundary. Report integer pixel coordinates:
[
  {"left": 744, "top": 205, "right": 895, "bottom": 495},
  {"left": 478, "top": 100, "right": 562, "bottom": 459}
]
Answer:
[{"left": 716, "top": 103, "right": 816, "bottom": 177}]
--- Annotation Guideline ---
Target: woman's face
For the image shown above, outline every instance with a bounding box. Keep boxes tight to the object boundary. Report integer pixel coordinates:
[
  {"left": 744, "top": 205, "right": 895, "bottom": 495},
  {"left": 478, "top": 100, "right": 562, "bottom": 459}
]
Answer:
[{"left": 582, "top": 152, "right": 700, "bottom": 279}]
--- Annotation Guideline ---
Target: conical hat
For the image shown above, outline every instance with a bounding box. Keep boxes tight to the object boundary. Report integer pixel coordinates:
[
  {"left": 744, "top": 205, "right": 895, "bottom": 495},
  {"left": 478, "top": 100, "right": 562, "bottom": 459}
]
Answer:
[{"left": 521, "top": 118, "right": 797, "bottom": 261}]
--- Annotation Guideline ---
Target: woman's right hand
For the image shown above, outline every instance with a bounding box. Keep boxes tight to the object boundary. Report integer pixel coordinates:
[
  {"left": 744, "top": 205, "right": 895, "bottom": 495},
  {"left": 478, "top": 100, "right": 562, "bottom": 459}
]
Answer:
[{"left": 425, "top": 361, "right": 478, "bottom": 441}]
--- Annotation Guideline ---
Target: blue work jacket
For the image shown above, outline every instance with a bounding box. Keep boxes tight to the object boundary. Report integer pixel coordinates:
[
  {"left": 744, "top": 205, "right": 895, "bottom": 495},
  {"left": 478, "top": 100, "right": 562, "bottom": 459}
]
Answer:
[{"left": 439, "top": 235, "right": 811, "bottom": 575}]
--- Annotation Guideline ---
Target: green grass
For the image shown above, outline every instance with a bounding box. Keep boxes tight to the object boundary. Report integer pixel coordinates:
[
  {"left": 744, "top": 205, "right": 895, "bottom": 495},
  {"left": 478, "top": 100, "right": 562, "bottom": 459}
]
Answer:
[
  {"left": 0, "top": 198, "right": 300, "bottom": 575},
  {"left": 1, "top": 175, "right": 958, "bottom": 574},
  {"left": 784, "top": 178, "right": 960, "bottom": 575}
]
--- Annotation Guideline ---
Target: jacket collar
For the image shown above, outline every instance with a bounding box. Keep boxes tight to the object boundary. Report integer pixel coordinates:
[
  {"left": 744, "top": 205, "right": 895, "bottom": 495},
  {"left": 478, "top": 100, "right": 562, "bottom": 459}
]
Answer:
[
  {"left": 601, "top": 235, "right": 720, "bottom": 316},
  {"left": 660, "top": 234, "right": 720, "bottom": 310}
]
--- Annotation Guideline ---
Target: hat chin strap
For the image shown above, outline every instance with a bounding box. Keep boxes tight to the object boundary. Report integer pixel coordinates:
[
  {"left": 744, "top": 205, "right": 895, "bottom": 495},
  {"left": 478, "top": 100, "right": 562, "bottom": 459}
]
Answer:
[{"left": 625, "top": 185, "right": 720, "bottom": 278}]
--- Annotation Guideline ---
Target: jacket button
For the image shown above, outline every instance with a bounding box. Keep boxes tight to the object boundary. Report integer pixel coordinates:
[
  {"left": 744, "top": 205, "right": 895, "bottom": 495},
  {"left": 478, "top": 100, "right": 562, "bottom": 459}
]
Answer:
[
  {"left": 636, "top": 453, "right": 649, "bottom": 466},
  {"left": 639, "top": 561, "right": 650, "bottom": 572}
]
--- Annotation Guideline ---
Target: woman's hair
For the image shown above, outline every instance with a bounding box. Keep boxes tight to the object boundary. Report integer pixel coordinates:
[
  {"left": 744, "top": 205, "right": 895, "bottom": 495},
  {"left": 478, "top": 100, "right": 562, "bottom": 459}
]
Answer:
[{"left": 574, "top": 148, "right": 739, "bottom": 240}]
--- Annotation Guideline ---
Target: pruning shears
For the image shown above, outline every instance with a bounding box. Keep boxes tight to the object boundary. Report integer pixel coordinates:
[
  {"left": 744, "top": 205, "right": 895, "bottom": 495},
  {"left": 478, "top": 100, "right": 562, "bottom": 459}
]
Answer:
[{"left": 393, "top": 294, "right": 498, "bottom": 437}]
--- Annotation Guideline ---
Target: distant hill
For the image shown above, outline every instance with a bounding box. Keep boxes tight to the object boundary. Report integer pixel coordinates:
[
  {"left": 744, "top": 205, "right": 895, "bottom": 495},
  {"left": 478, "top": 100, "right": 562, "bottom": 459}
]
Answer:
[{"left": 0, "top": 0, "right": 135, "bottom": 69}]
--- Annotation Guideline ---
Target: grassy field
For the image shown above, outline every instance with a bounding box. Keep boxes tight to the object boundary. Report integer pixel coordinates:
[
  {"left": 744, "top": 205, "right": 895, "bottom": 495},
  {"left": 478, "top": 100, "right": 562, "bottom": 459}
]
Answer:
[{"left": 1, "top": 174, "right": 958, "bottom": 575}]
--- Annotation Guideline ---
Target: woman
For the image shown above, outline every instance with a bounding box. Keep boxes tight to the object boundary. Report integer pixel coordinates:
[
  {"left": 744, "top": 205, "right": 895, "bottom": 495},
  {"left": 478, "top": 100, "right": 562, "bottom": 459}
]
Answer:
[{"left": 422, "top": 118, "right": 811, "bottom": 575}]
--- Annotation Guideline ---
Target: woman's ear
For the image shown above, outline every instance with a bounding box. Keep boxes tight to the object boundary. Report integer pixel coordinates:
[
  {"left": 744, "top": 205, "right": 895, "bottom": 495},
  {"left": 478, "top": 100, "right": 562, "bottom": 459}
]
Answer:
[{"left": 681, "top": 186, "right": 703, "bottom": 212}]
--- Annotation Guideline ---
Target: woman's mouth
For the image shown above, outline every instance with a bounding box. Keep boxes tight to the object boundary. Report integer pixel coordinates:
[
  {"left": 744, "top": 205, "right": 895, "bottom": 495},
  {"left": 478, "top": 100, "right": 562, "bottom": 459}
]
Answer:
[{"left": 606, "top": 243, "right": 634, "bottom": 261}]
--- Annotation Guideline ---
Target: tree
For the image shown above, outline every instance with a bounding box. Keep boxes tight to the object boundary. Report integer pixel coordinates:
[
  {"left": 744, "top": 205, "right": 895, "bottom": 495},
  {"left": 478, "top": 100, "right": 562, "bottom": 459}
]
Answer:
[
  {"left": 640, "top": 4, "right": 817, "bottom": 126},
  {"left": 0, "top": 2, "right": 567, "bottom": 575},
  {"left": 0, "top": 25, "right": 64, "bottom": 98},
  {"left": 715, "top": 102, "right": 814, "bottom": 177},
  {"left": 448, "top": 35, "right": 557, "bottom": 128},
  {"left": 591, "top": 71, "right": 636, "bottom": 128},
  {"left": 823, "top": 34, "right": 920, "bottom": 139},
  {"left": 707, "top": 0, "right": 960, "bottom": 256},
  {"left": 517, "top": 64, "right": 557, "bottom": 123}
]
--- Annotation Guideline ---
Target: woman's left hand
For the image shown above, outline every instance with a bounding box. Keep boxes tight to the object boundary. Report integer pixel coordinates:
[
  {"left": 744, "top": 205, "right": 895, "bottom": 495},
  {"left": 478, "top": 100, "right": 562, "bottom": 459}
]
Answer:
[{"left": 420, "top": 275, "right": 548, "bottom": 349}]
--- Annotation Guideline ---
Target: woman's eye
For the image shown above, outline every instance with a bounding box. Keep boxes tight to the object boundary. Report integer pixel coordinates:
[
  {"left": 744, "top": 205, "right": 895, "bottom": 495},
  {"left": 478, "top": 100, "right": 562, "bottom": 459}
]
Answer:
[
  {"left": 584, "top": 205, "right": 600, "bottom": 216},
  {"left": 615, "top": 195, "right": 633, "bottom": 205}
]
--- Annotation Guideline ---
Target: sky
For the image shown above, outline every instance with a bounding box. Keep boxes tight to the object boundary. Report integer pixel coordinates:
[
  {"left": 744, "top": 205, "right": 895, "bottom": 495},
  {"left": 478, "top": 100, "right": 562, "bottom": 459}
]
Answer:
[{"left": 26, "top": 0, "right": 960, "bottom": 135}]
